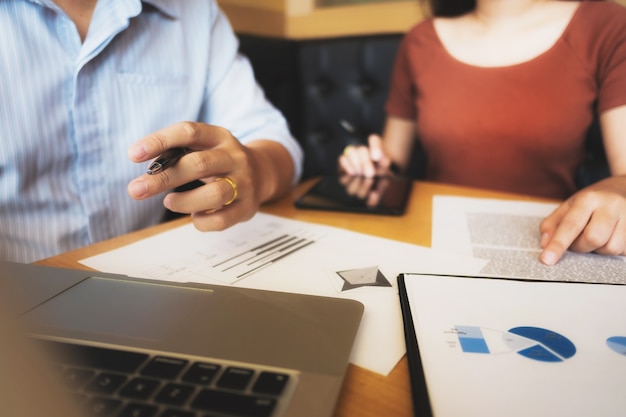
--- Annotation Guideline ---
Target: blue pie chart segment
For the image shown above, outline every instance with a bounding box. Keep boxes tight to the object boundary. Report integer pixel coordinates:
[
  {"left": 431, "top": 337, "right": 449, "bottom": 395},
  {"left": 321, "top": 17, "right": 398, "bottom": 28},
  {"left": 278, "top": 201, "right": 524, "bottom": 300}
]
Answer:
[
  {"left": 606, "top": 336, "right": 626, "bottom": 356},
  {"left": 508, "top": 326, "right": 576, "bottom": 362}
]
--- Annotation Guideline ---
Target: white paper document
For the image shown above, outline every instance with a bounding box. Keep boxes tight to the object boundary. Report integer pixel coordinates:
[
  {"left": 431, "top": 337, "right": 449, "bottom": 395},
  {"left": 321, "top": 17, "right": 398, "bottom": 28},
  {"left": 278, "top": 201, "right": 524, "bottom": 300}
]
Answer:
[
  {"left": 432, "top": 196, "right": 626, "bottom": 284},
  {"left": 81, "top": 212, "right": 485, "bottom": 376},
  {"left": 401, "top": 273, "right": 626, "bottom": 417}
]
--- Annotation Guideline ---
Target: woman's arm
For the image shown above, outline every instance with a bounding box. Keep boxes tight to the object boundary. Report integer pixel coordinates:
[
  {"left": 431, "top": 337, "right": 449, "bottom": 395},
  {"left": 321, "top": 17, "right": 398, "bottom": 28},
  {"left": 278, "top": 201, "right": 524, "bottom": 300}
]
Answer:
[{"left": 540, "top": 104, "right": 626, "bottom": 264}]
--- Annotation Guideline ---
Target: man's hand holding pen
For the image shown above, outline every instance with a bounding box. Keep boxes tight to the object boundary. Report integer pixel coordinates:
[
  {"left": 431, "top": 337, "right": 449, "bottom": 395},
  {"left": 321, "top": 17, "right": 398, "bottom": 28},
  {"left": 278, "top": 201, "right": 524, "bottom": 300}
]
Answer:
[
  {"left": 126, "top": 121, "right": 288, "bottom": 232},
  {"left": 146, "top": 148, "right": 191, "bottom": 175}
]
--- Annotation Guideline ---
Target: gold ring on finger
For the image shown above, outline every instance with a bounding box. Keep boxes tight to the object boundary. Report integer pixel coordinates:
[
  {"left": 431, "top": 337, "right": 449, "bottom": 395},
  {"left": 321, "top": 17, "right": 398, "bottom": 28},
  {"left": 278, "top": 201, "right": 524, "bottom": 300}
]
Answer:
[{"left": 215, "top": 177, "right": 238, "bottom": 206}]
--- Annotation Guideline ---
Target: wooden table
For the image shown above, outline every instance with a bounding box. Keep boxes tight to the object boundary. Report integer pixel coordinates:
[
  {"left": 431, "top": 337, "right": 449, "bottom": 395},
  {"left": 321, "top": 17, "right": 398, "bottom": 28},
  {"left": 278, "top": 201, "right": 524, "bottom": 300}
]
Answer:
[{"left": 36, "top": 179, "right": 548, "bottom": 417}]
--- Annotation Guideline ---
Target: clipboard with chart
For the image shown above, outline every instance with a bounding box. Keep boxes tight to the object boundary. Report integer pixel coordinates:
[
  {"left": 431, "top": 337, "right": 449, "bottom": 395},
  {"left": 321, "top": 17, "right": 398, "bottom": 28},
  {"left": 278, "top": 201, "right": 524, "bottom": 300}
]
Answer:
[{"left": 397, "top": 273, "right": 626, "bottom": 417}]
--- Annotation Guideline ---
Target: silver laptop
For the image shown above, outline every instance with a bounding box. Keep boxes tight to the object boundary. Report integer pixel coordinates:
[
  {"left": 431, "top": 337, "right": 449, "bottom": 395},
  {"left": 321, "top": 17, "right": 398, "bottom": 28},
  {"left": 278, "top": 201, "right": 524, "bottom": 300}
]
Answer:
[{"left": 1, "top": 261, "right": 363, "bottom": 417}]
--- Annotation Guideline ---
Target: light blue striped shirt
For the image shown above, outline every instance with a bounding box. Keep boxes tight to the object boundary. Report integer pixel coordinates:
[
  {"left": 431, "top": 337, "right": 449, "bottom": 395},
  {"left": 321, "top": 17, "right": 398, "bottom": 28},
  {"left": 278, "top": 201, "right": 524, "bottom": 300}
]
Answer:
[{"left": 0, "top": 0, "right": 303, "bottom": 263}]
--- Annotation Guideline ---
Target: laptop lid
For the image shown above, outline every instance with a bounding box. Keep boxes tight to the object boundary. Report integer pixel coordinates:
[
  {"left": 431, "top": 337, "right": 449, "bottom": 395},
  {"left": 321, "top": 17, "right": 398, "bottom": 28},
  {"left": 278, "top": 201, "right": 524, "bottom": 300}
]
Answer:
[{"left": 2, "top": 261, "right": 364, "bottom": 417}]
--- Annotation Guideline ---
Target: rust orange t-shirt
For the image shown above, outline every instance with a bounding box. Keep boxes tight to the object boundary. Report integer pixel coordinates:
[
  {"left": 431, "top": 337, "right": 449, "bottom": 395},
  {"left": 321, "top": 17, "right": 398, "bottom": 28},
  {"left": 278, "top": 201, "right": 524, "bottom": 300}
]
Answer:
[{"left": 386, "top": 1, "right": 626, "bottom": 199}]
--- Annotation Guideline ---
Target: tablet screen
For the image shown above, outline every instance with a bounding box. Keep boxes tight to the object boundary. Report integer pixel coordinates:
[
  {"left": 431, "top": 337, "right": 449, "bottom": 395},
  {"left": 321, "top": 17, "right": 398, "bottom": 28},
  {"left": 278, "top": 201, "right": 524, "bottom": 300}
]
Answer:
[{"left": 295, "top": 175, "right": 412, "bottom": 215}]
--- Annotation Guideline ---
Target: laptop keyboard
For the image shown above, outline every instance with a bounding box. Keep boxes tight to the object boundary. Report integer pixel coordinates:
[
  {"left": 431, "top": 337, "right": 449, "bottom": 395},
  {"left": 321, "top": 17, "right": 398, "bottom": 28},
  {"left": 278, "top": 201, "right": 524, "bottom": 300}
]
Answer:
[{"left": 36, "top": 339, "right": 296, "bottom": 417}]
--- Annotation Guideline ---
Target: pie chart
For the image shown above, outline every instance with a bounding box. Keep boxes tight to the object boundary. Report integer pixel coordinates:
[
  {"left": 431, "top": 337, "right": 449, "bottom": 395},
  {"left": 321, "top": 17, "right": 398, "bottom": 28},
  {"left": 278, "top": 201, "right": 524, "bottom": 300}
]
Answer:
[
  {"left": 506, "top": 326, "right": 576, "bottom": 362},
  {"left": 606, "top": 336, "right": 626, "bottom": 356},
  {"left": 455, "top": 325, "right": 576, "bottom": 362}
]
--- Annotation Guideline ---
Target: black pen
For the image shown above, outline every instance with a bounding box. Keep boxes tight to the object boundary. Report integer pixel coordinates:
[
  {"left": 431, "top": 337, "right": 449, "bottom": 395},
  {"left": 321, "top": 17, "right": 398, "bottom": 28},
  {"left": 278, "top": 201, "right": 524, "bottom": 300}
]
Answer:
[{"left": 147, "top": 148, "right": 189, "bottom": 175}]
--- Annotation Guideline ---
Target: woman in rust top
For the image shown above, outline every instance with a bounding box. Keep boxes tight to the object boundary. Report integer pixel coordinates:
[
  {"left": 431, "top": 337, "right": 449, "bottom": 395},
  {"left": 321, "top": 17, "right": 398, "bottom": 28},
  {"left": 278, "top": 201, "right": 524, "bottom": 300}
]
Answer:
[{"left": 340, "top": 0, "right": 626, "bottom": 266}]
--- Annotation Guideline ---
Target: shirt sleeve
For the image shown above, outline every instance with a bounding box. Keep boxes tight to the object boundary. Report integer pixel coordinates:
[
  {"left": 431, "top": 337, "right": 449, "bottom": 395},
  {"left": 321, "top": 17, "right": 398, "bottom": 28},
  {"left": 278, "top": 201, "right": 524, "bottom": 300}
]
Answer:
[
  {"left": 385, "top": 30, "right": 418, "bottom": 121},
  {"left": 596, "top": 4, "right": 626, "bottom": 112},
  {"left": 201, "top": 5, "right": 303, "bottom": 183}
]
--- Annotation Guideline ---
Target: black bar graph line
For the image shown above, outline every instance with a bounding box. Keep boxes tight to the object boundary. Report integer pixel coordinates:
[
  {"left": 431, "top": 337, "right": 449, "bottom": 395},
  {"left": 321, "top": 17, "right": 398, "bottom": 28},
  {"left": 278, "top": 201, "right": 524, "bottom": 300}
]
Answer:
[
  {"left": 256, "top": 236, "right": 297, "bottom": 255},
  {"left": 213, "top": 234, "right": 291, "bottom": 267},
  {"left": 234, "top": 240, "right": 316, "bottom": 280},
  {"left": 220, "top": 236, "right": 304, "bottom": 272},
  {"left": 219, "top": 253, "right": 259, "bottom": 272},
  {"left": 247, "top": 238, "right": 308, "bottom": 266}
]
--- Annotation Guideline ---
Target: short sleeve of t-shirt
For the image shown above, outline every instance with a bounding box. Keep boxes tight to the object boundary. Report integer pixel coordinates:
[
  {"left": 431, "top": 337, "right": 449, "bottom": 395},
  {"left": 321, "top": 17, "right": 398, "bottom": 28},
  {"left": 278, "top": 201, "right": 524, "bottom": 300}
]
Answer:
[
  {"left": 385, "top": 21, "right": 435, "bottom": 121},
  {"left": 583, "top": 2, "right": 626, "bottom": 112}
]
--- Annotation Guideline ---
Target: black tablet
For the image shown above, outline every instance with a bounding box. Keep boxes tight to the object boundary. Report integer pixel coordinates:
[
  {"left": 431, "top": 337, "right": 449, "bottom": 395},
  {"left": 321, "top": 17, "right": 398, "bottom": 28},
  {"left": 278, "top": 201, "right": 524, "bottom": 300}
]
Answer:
[{"left": 294, "top": 175, "right": 412, "bottom": 215}]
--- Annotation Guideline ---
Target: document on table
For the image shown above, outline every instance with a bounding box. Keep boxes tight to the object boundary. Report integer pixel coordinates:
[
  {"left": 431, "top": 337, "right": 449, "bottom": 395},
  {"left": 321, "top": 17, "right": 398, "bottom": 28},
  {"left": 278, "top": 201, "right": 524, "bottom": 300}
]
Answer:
[
  {"left": 80, "top": 212, "right": 486, "bottom": 376},
  {"left": 432, "top": 196, "right": 626, "bottom": 284},
  {"left": 399, "top": 273, "right": 626, "bottom": 417}
]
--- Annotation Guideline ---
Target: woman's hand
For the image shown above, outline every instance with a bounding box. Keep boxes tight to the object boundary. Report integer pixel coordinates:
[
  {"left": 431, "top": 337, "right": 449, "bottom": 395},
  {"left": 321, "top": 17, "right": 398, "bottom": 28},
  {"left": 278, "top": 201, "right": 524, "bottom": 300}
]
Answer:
[
  {"left": 127, "top": 121, "right": 294, "bottom": 231},
  {"left": 539, "top": 176, "right": 626, "bottom": 265},
  {"left": 339, "top": 134, "right": 395, "bottom": 177}
]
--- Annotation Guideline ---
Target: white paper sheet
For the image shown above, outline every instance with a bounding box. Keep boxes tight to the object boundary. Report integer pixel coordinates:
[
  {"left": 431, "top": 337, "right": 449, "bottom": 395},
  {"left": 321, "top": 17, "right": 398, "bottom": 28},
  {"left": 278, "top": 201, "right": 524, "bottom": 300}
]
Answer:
[
  {"left": 432, "top": 196, "right": 626, "bottom": 284},
  {"left": 402, "top": 273, "right": 626, "bottom": 417},
  {"left": 80, "top": 212, "right": 486, "bottom": 376}
]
